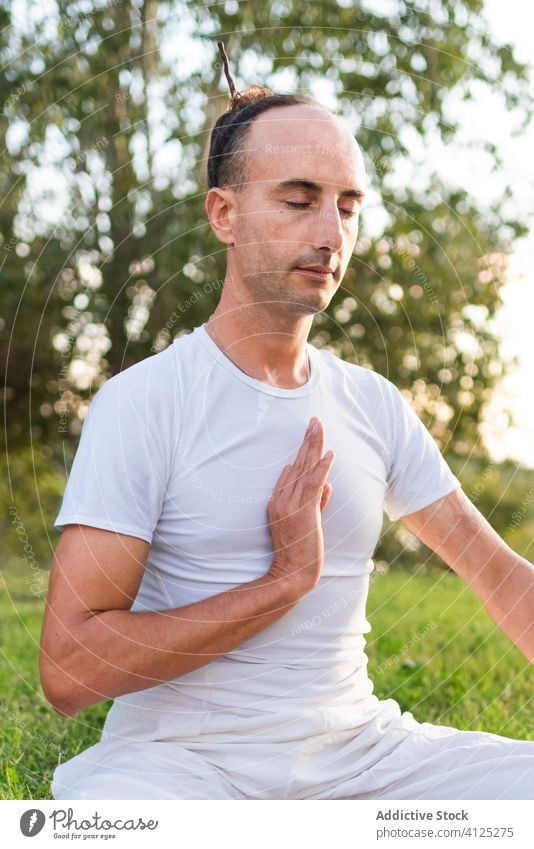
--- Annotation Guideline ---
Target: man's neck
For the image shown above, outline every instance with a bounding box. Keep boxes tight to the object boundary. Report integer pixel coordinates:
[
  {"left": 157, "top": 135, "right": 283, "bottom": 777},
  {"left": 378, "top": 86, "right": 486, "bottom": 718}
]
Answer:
[{"left": 204, "top": 307, "right": 313, "bottom": 389}]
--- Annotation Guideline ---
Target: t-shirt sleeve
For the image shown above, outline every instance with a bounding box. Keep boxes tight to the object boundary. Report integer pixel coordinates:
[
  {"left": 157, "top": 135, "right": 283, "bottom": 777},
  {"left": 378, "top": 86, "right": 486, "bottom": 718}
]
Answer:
[
  {"left": 54, "top": 364, "right": 177, "bottom": 543},
  {"left": 382, "top": 379, "right": 462, "bottom": 522}
]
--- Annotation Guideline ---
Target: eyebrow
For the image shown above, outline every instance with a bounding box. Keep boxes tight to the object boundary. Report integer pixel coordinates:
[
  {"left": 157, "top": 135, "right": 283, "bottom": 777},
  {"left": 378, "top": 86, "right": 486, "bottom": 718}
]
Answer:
[{"left": 270, "top": 179, "right": 365, "bottom": 202}]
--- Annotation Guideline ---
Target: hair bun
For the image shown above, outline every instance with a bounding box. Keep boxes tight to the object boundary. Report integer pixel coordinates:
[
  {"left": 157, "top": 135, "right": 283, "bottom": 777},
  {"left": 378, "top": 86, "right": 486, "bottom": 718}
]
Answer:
[
  {"left": 217, "top": 41, "right": 273, "bottom": 114},
  {"left": 227, "top": 84, "right": 274, "bottom": 113}
]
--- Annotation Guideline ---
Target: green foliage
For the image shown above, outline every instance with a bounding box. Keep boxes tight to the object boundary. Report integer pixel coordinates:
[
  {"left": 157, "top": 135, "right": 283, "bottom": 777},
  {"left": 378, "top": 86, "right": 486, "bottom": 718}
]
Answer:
[
  {"left": 1, "top": 446, "right": 66, "bottom": 575},
  {"left": 448, "top": 455, "right": 534, "bottom": 558},
  {"left": 1, "top": 0, "right": 531, "bottom": 459}
]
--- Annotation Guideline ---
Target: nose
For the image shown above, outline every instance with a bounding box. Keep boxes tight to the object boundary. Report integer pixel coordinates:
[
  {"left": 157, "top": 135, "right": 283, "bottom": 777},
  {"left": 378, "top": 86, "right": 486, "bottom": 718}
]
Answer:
[{"left": 310, "top": 204, "right": 344, "bottom": 254}]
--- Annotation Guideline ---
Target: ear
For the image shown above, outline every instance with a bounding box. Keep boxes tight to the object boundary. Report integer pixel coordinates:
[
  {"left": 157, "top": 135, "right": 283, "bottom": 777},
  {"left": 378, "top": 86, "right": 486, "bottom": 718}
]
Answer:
[{"left": 205, "top": 187, "right": 237, "bottom": 246}]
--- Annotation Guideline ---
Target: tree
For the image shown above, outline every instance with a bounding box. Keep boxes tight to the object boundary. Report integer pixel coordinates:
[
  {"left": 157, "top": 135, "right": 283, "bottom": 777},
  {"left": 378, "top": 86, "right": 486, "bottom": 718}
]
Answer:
[{"left": 1, "top": 0, "right": 530, "bottom": 470}]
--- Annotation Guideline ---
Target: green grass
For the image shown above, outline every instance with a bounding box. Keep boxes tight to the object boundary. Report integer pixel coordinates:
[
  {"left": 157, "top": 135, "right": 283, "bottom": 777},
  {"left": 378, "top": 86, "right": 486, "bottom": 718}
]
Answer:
[
  {"left": 366, "top": 565, "right": 533, "bottom": 739},
  {"left": 0, "top": 563, "right": 532, "bottom": 799},
  {"left": 0, "top": 569, "right": 110, "bottom": 800}
]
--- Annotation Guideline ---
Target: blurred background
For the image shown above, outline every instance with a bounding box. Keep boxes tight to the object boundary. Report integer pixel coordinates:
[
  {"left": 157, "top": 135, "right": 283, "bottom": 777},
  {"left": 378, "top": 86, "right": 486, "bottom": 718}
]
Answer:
[{"left": 0, "top": 0, "right": 533, "bottom": 798}]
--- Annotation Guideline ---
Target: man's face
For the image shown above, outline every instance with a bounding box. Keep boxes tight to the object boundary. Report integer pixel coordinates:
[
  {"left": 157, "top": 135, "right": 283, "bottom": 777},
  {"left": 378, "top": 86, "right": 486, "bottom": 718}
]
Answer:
[{"left": 222, "top": 104, "right": 366, "bottom": 316}]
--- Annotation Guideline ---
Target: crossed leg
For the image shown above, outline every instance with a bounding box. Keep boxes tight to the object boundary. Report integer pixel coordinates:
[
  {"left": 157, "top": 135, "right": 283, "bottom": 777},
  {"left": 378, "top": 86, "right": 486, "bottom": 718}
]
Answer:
[
  {"left": 310, "top": 718, "right": 534, "bottom": 800},
  {"left": 51, "top": 713, "right": 534, "bottom": 801},
  {"left": 51, "top": 738, "right": 243, "bottom": 800}
]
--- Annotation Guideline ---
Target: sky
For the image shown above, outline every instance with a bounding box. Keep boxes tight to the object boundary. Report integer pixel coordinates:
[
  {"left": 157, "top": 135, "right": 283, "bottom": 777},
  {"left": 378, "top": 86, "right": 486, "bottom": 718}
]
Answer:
[
  {"left": 481, "top": 253, "right": 534, "bottom": 467},
  {"left": 475, "top": 1, "right": 534, "bottom": 467}
]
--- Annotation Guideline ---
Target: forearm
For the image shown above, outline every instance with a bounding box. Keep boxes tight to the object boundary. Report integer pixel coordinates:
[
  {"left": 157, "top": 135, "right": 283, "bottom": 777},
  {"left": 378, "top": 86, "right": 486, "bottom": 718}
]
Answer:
[
  {"left": 45, "top": 571, "right": 303, "bottom": 716},
  {"left": 469, "top": 548, "right": 534, "bottom": 664},
  {"left": 403, "top": 490, "right": 534, "bottom": 663}
]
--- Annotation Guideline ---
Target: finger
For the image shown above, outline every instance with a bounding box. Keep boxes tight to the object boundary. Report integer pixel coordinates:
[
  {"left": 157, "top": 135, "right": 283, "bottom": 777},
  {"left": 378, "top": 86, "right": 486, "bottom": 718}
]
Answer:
[
  {"left": 292, "top": 418, "right": 324, "bottom": 480},
  {"left": 306, "top": 418, "right": 325, "bottom": 467},
  {"left": 272, "top": 463, "right": 294, "bottom": 497},
  {"left": 292, "top": 417, "right": 319, "bottom": 466},
  {"left": 318, "top": 448, "right": 335, "bottom": 480},
  {"left": 279, "top": 425, "right": 315, "bottom": 501},
  {"left": 319, "top": 482, "right": 332, "bottom": 512},
  {"left": 315, "top": 449, "right": 336, "bottom": 491},
  {"left": 272, "top": 438, "right": 312, "bottom": 505},
  {"left": 295, "top": 449, "right": 335, "bottom": 504}
]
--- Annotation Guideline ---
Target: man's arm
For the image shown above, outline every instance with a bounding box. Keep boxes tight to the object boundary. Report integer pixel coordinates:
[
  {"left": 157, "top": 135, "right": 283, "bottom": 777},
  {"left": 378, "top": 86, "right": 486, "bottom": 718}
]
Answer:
[
  {"left": 39, "top": 525, "right": 302, "bottom": 718},
  {"left": 401, "top": 488, "right": 534, "bottom": 663},
  {"left": 40, "top": 417, "right": 334, "bottom": 717}
]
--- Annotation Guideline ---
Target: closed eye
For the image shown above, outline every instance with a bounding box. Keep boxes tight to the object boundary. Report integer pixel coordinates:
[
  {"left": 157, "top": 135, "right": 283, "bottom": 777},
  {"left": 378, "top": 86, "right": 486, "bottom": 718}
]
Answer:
[
  {"left": 285, "top": 201, "right": 357, "bottom": 218},
  {"left": 286, "top": 201, "right": 310, "bottom": 209}
]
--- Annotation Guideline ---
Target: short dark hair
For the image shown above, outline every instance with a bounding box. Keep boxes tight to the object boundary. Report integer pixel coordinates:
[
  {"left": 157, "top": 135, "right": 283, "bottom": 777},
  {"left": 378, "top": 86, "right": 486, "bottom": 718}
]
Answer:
[{"left": 207, "top": 86, "right": 320, "bottom": 192}]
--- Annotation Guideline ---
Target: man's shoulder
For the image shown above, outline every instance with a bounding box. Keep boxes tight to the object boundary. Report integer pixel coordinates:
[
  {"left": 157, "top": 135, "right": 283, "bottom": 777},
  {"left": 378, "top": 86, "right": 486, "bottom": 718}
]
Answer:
[
  {"left": 91, "top": 331, "right": 196, "bottom": 409},
  {"left": 311, "top": 344, "right": 398, "bottom": 397}
]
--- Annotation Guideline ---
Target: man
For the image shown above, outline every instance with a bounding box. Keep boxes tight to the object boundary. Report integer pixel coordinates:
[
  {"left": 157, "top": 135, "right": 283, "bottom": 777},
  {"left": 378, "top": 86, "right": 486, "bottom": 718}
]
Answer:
[{"left": 40, "top": 78, "right": 534, "bottom": 800}]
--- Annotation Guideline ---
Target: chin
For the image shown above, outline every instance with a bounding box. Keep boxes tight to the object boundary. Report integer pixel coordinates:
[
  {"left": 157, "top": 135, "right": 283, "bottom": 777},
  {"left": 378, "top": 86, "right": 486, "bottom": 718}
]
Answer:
[{"left": 285, "top": 296, "right": 330, "bottom": 317}]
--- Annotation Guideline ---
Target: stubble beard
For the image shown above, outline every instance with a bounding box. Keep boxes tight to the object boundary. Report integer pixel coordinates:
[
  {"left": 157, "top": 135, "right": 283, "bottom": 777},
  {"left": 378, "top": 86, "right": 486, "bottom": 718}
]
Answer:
[
  {"left": 239, "top": 264, "right": 332, "bottom": 316},
  {"left": 260, "top": 279, "right": 328, "bottom": 317}
]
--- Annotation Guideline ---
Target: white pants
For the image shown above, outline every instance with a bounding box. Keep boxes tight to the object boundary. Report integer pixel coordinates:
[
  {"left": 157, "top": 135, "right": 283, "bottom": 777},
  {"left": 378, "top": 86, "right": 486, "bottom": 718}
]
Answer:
[{"left": 51, "top": 699, "right": 534, "bottom": 800}]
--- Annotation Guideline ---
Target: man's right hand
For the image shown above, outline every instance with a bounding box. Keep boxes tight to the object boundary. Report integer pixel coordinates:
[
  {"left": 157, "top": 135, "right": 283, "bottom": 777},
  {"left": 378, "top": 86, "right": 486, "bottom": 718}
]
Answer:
[
  {"left": 41, "top": 417, "right": 335, "bottom": 717},
  {"left": 266, "top": 417, "right": 335, "bottom": 596}
]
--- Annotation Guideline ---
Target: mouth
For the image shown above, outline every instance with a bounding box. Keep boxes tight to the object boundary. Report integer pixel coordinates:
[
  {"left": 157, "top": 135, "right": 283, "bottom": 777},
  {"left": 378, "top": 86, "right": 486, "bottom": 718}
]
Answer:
[{"left": 294, "top": 267, "right": 334, "bottom": 281}]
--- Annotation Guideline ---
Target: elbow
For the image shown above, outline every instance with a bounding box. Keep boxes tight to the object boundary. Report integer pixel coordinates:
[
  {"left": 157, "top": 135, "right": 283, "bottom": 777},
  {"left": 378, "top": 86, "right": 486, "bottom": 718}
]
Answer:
[
  {"left": 41, "top": 679, "right": 84, "bottom": 718},
  {"left": 39, "top": 652, "right": 89, "bottom": 718},
  {"left": 40, "top": 609, "right": 107, "bottom": 716},
  {"left": 48, "top": 696, "right": 82, "bottom": 719}
]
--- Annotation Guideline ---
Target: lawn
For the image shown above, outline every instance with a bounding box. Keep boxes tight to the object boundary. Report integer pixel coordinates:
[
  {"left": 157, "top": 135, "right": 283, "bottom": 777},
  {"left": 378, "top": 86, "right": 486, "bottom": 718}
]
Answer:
[{"left": 0, "top": 563, "right": 531, "bottom": 799}]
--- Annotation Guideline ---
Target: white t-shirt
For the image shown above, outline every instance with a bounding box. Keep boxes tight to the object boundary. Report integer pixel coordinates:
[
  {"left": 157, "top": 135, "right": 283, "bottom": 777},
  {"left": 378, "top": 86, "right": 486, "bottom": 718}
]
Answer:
[{"left": 55, "top": 323, "right": 461, "bottom": 729}]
